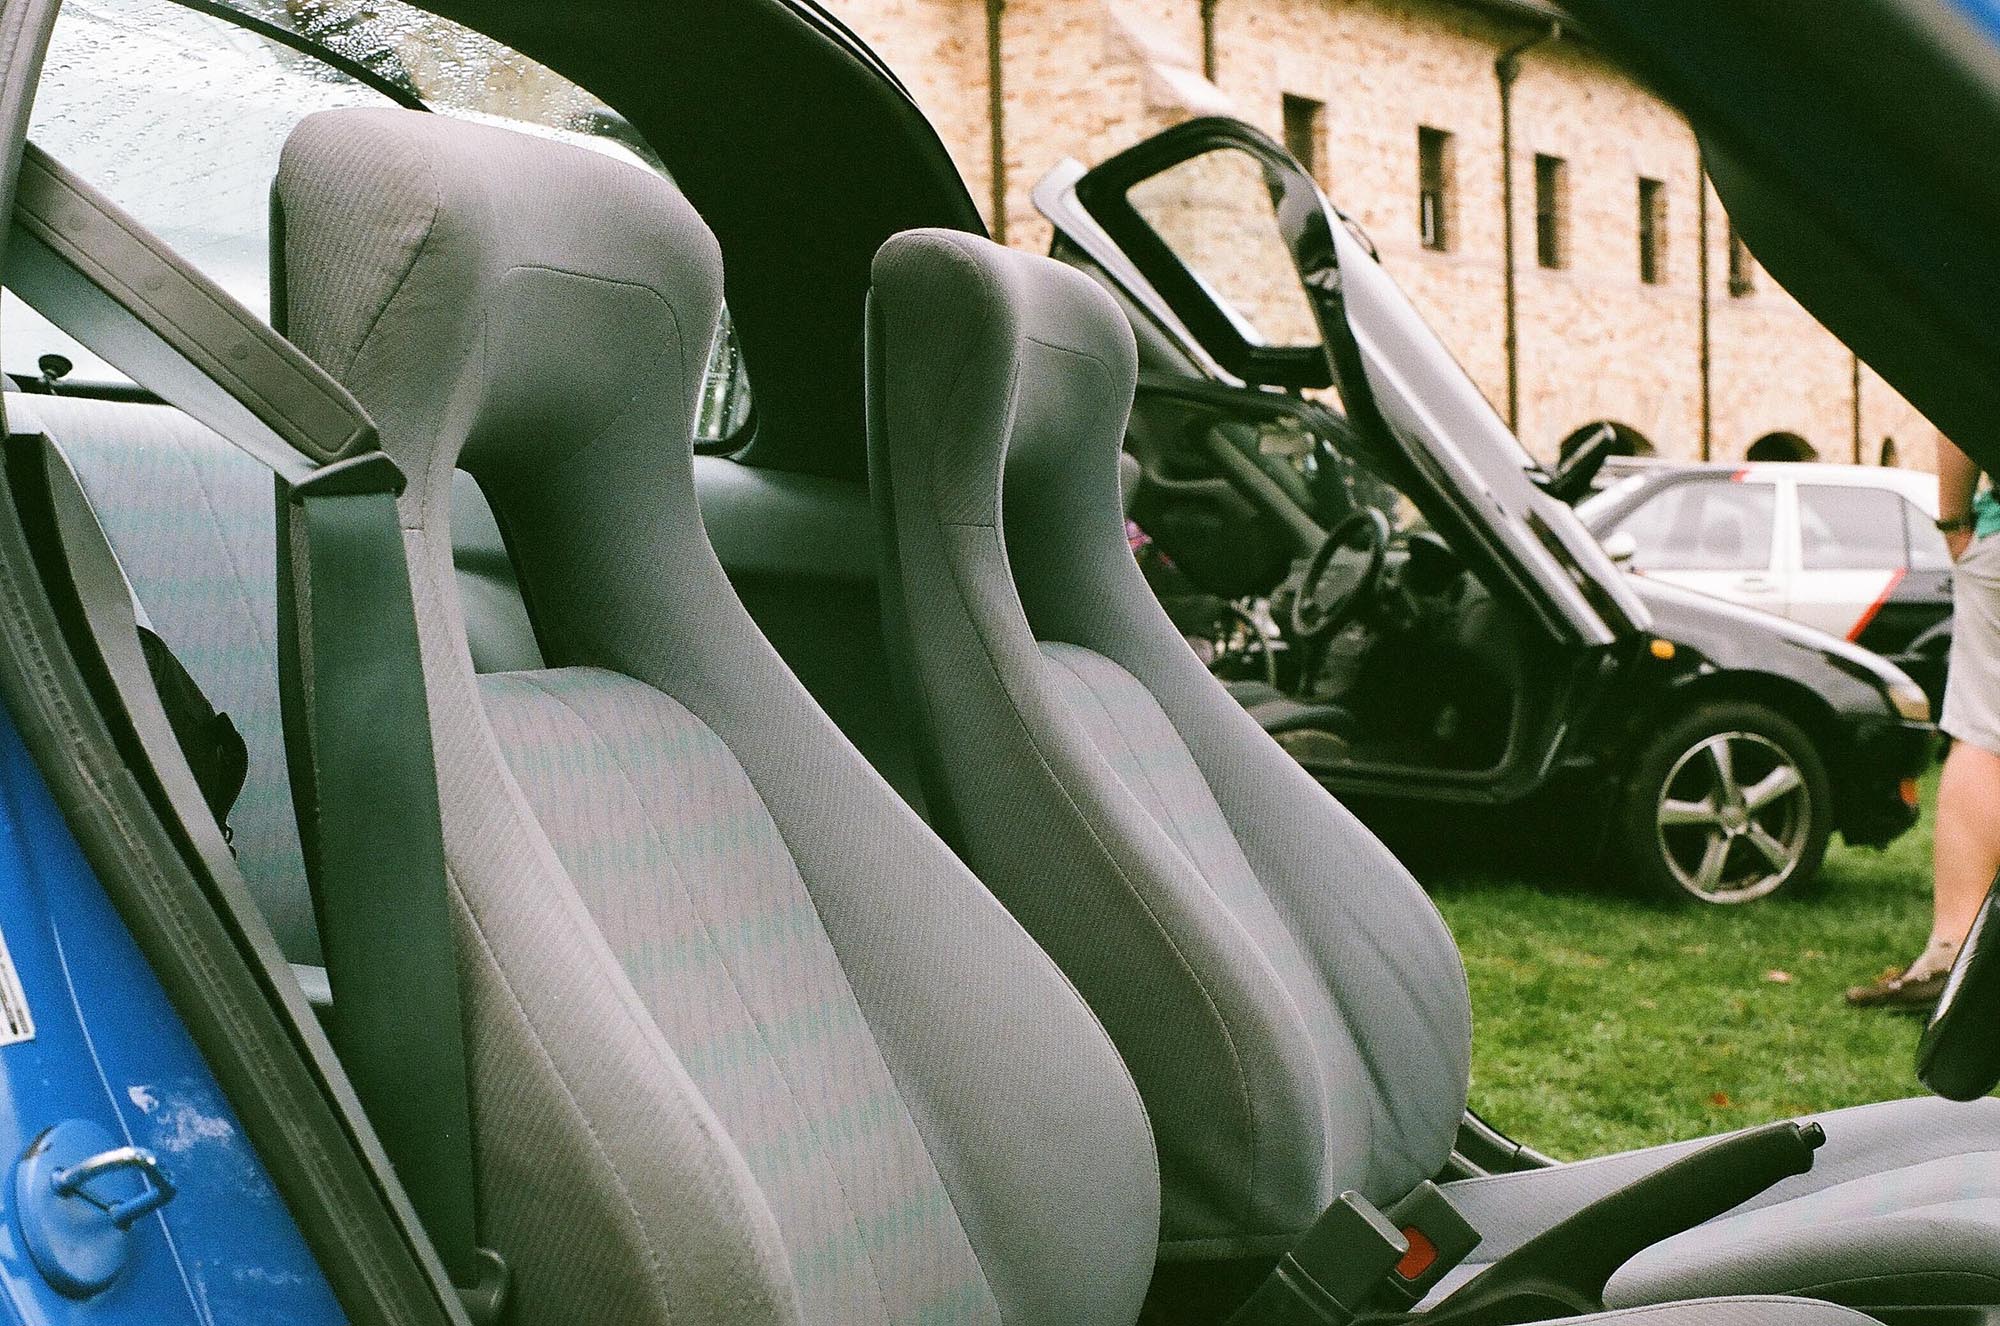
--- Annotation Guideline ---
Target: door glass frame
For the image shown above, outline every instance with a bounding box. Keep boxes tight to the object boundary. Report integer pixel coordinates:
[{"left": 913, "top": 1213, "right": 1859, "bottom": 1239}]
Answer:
[{"left": 1057, "top": 115, "right": 1645, "bottom": 649}]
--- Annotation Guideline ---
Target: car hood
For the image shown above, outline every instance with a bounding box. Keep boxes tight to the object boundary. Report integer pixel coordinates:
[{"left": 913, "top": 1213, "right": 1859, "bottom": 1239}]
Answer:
[{"left": 1631, "top": 573, "right": 1919, "bottom": 697}]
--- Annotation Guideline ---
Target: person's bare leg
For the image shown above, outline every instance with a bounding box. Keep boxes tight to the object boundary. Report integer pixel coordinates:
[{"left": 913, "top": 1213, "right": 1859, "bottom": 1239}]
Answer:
[
  {"left": 1933, "top": 740, "right": 2000, "bottom": 947},
  {"left": 1852, "top": 740, "right": 2000, "bottom": 1004}
]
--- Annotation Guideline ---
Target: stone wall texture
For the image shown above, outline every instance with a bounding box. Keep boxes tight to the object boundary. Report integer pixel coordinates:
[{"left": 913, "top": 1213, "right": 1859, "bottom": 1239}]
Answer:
[{"left": 825, "top": 0, "right": 1940, "bottom": 470}]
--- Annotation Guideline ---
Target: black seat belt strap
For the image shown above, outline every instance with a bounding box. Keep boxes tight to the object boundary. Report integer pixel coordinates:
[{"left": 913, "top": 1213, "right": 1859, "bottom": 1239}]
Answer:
[{"left": 276, "top": 454, "right": 507, "bottom": 1325}]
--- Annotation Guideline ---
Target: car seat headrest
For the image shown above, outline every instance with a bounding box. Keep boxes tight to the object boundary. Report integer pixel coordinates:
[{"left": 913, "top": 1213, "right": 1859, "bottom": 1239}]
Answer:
[
  {"left": 869, "top": 229, "right": 1138, "bottom": 533},
  {"left": 273, "top": 106, "right": 723, "bottom": 523}
]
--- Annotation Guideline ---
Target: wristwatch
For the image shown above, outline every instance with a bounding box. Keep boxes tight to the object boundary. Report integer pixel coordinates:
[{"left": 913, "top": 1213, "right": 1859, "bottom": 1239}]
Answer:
[{"left": 1938, "top": 513, "right": 1975, "bottom": 533}]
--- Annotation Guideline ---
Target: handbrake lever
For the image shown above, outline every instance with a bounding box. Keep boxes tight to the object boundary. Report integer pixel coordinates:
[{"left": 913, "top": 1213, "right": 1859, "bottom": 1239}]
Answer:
[
  {"left": 1417, "top": 1119, "right": 1825, "bottom": 1326},
  {"left": 1226, "top": 1120, "right": 1823, "bottom": 1326}
]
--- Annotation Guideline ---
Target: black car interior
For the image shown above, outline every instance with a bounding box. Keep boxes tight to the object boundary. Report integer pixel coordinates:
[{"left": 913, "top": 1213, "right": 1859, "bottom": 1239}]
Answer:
[{"left": 1119, "top": 374, "right": 1540, "bottom": 780}]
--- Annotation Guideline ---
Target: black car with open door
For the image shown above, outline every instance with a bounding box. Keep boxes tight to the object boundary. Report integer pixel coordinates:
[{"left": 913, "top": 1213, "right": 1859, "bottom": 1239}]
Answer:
[{"left": 1035, "top": 117, "right": 1936, "bottom": 905}]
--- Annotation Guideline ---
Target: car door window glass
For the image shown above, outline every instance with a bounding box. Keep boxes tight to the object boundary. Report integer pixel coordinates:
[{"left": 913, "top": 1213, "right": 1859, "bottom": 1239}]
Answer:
[
  {"left": 1798, "top": 485, "right": 1909, "bottom": 571},
  {"left": 1126, "top": 148, "right": 1322, "bottom": 350},
  {"left": 6, "top": 0, "right": 751, "bottom": 444},
  {"left": 1612, "top": 479, "right": 1775, "bottom": 572},
  {"left": 6, "top": 0, "right": 397, "bottom": 379}
]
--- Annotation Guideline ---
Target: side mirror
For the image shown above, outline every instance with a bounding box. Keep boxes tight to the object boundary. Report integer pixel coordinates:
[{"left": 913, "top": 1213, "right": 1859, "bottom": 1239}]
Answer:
[
  {"left": 1601, "top": 530, "right": 1638, "bottom": 566},
  {"left": 1545, "top": 423, "right": 1617, "bottom": 503}
]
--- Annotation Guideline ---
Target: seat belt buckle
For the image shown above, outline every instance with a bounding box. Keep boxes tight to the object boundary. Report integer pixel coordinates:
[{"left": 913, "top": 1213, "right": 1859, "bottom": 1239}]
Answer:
[
  {"left": 1224, "top": 1191, "right": 1409, "bottom": 1324},
  {"left": 1223, "top": 1184, "right": 1483, "bottom": 1323},
  {"left": 1370, "top": 1180, "right": 1482, "bottom": 1310}
]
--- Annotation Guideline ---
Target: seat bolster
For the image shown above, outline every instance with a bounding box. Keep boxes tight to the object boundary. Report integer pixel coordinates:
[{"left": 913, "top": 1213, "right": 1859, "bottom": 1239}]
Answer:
[
  {"left": 406, "top": 534, "right": 800, "bottom": 1326},
  {"left": 612, "top": 553, "right": 1163, "bottom": 1326},
  {"left": 884, "top": 493, "right": 1338, "bottom": 1250}
]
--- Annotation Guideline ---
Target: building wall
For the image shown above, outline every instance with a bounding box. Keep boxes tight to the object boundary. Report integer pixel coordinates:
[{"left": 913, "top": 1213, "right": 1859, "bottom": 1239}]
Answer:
[{"left": 827, "top": 0, "right": 1939, "bottom": 468}]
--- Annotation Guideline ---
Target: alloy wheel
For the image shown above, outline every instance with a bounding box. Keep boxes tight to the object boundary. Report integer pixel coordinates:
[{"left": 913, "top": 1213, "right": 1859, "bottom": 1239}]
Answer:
[{"left": 1654, "top": 731, "right": 1811, "bottom": 903}]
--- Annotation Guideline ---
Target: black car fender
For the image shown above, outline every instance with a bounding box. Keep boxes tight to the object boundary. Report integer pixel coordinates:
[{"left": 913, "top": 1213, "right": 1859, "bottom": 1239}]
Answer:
[{"left": 1591, "top": 578, "right": 1920, "bottom": 825}]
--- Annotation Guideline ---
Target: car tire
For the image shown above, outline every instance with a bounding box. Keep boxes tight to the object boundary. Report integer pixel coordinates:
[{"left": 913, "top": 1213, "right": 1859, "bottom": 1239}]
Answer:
[{"left": 1614, "top": 700, "right": 1833, "bottom": 905}]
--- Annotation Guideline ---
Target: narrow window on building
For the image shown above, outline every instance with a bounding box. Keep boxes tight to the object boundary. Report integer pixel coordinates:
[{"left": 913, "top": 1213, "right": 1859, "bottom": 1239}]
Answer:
[
  {"left": 1282, "top": 93, "right": 1326, "bottom": 181},
  {"left": 1534, "top": 153, "right": 1568, "bottom": 270},
  {"left": 1637, "top": 176, "right": 1667, "bottom": 284},
  {"left": 1418, "top": 126, "right": 1454, "bottom": 252},
  {"left": 1726, "top": 221, "right": 1755, "bottom": 296}
]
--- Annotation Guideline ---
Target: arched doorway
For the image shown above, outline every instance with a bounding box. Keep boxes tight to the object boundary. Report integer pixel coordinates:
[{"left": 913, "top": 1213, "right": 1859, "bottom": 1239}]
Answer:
[
  {"left": 1558, "top": 421, "right": 1656, "bottom": 462},
  {"left": 1746, "top": 431, "right": 1818, "bottom": 462}
]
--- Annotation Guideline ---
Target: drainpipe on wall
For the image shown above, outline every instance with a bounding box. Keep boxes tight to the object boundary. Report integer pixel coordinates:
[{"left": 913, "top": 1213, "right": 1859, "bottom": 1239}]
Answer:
[
  {"left": 1201, "top": 0, "right": 1220, "bottom": 82},
  {"left": 1697, "top": 161, "right": 1712, "bottom": 461},
  {"left": 1850, "top": 353, "right": 1863, "bottom": 463},
  {"left": 987, "top": 0, "right": 1007, "bottom": 244},
  {"left": 1496, "top": 21, "right": 1561, "bottom": 434}
]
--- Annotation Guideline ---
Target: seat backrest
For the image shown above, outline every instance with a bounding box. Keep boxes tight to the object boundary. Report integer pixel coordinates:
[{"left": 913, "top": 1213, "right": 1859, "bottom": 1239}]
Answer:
[
  {"left": 271, "top": 108, "right": 1157, "bottom": 1326},
  {"left": 867, "top": 229, "right": 1473, "bottom": 1258}
]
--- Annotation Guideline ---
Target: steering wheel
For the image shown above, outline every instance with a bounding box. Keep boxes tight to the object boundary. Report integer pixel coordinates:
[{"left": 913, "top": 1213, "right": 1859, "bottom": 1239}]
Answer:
[
  {"left": 1289, "top": 508, "right": 1391, "bottom": 644},
  {"left": 1918, "top": 872, "right": 2000, "bottom": 1100}
]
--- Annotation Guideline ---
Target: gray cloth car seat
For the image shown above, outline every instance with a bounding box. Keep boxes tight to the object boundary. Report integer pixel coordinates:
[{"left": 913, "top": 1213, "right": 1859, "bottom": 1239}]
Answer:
[
  {"left": 263, "top": 105, "right": 1166, "bottom": 1326},
  {"left": 865, "top": 227, "right": 2000, "bottom": 1312}
]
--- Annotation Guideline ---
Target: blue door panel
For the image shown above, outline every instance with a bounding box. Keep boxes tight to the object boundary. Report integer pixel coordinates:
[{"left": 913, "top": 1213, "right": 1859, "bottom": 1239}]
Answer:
[{"left": 0, "top": 707, "right": 343, "bottom": 1324}]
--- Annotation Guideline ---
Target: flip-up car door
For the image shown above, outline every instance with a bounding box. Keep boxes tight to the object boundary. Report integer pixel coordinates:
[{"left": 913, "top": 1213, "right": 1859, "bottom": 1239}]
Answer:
[
  {"left": 1040, "top": 117, "right": 1649, "bottom": 802},
  {"left": 1043, "top": 117, "right": 1649, "bottom": 652}
]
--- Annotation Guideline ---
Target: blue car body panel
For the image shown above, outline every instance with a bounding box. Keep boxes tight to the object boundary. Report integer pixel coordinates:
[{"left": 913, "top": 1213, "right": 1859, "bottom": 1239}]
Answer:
[
  {"left": 1953, "top": 0, "right": 2000, "bottom": 41},
  {"left": 0, "top": 709, "right": 341, "bottom": 1324}
]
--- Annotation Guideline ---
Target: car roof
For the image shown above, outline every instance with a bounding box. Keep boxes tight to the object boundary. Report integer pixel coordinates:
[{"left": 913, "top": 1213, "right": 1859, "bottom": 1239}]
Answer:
[{"left": 1607, "top": 459, "right": 1937, "bottom": 505}]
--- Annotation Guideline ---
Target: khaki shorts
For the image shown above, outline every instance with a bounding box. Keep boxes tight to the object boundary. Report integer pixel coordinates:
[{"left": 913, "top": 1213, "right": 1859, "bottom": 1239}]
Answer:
[{"left": 1943, "top": 532, "right": 2000, "bottom": 755}]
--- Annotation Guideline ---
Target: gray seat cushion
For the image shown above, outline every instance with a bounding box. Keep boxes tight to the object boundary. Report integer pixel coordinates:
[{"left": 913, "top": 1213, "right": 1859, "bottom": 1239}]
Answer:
[{"left": 1221, "top": 679, "right": 1355, "bottom": 738}]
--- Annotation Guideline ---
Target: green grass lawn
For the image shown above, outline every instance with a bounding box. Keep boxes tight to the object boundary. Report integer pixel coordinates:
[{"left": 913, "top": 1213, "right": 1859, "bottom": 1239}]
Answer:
[{"left": 1428, "top": 769, "right": 1943, "bottom": 1160}]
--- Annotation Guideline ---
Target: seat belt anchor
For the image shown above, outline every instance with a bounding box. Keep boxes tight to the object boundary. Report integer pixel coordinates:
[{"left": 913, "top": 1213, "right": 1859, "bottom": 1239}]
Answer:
[
  {"left": 288, "top": 449, "right": 407, "bottom": 501},
  {"left": 456, "top": 1246, "right": 510, "bottom": 1326}
]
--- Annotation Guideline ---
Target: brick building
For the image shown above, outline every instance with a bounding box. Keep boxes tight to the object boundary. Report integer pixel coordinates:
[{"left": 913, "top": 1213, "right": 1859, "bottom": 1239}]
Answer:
[{"left": 827, "top": 0, "right": 1937, "bottom": 469}]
